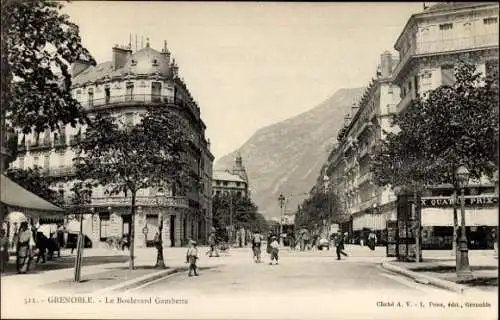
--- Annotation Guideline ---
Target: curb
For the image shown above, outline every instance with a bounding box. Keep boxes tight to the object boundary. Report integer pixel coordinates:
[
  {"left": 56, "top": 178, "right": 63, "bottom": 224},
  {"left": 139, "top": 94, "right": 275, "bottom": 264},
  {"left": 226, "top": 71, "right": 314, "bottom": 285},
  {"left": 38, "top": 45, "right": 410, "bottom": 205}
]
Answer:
[
  {"left": 381, "top": 261, "right": 468, "bottom": 294},
  {"left": 92, "top": 267, "right": 187, "bottom": 294}
]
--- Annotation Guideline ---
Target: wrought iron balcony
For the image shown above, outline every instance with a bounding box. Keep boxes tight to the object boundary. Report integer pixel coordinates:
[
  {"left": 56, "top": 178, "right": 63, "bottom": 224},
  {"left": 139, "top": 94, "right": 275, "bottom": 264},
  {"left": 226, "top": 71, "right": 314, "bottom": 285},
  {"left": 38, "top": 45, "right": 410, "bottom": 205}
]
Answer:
[{"left": 80, "top": 94, "right": 199, "bottom": 117}]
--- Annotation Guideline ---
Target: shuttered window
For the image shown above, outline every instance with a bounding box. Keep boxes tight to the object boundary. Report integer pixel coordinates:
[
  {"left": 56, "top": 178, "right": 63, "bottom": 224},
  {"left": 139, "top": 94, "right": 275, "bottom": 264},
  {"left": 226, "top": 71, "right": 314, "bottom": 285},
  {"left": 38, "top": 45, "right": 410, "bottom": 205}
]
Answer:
[{"left": 441, "top": 65, "right": 455, "bottom": 86}]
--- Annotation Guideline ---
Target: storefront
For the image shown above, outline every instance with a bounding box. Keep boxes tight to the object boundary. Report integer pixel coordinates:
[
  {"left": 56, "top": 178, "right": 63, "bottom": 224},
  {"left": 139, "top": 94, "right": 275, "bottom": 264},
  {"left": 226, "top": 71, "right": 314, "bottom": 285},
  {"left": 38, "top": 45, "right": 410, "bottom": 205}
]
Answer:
[{"left": 420, "top": 195, "right": 498, "bottom": 250}]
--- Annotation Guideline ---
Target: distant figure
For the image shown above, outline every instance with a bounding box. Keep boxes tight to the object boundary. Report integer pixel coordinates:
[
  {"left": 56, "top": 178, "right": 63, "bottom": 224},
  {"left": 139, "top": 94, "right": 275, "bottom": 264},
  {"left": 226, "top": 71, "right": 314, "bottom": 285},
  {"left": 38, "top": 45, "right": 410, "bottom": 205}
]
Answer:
[
  {"left": 335, "top": 232, "right": 348, "bottom": 261},
  {"left": 35, "top": 231, "right": 48, "bottom": 264},
  {"left": 252, "top": 230, "right": 263, "bottom": 263},
  {"left": 56, "top": 224, "right": 65, "bottom": 249},
  {"left": 207, "top": 232, "right": 219, "bottom": 257},
  {"left": 186, "top": 240, "right": 199, "bottom": 277},
  {"left": 16, "top": 222, "right": 33, "bottom": 274},
  {"left": 121, "top": 234, "right": 130, "bottom": 251},
  {"left": 289, "top": 233, "right": 296, "bottom": 251},
  {"left": 368, "top": 232, "right": 377, "bottom": 251},
  {"left": 269, "top": 236, "right": 280, "bottom": 265}
]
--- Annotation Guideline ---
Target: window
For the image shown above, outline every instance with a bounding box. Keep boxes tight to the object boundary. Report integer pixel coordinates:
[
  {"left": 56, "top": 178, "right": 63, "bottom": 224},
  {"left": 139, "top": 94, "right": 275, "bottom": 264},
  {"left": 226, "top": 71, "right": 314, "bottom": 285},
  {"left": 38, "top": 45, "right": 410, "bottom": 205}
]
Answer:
[
  {"left": 125, "top": 82, "right": 134, "bottom": 101},
  {"left": 33, "top": 155, "right": 39, "bottom": 166},
  {"left": 441, "top": 64, "right": 455, "bottom": 86},
  {"left": 152, "top": 59, "right": 158, "bottom": 66},
  {"left": 223, "top": 181, "right": 228, "bottom": 186},
  {"left": 100, "top": 213, "right": 111, "bottom": 241},
  {"left": 484, "top": 17, "right": 498, "bottom": 25},
  {"left": 18, "top": 157, "right": 25, "bottom": 169},
  {"left": 131, "top": 59, "right": 137, "bottom": 66},
  {"left": 105, "top": 87, "right": 110, "bottom": 104},
  {"left": 151, "top": 82, "right": 162, "bottom": 102},
  {"left": 88, "top": 88, "right": 94, "bottom": 107},
  {"left": 414, "top": 75, "right": 419, "bottom": 96},
  {"left": 439, "top": 23, "right": 453, "bottom": 31}
]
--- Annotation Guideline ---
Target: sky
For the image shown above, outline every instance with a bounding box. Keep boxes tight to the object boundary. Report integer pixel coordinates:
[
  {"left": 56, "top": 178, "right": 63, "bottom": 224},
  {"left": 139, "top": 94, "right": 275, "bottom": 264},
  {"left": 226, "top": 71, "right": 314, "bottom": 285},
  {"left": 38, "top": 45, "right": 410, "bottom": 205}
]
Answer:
[{"left": 62, "top": 2, "right": 424, "bottom": 160}]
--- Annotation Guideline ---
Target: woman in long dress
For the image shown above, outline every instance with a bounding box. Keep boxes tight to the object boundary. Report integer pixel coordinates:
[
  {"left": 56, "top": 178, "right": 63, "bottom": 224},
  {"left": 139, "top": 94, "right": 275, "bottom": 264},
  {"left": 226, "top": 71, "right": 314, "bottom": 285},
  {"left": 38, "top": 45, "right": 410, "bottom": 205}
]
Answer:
[{"left": 16, "top": 222, "right": 33, "bottom": 274}]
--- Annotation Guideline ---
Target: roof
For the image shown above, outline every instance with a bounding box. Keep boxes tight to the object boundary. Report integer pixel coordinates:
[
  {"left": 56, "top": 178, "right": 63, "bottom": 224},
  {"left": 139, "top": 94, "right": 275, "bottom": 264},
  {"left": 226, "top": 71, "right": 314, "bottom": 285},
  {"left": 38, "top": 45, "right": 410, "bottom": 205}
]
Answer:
[
  {"left": 72, "top": 45, "right": 173, "bottom": 86},
  {"left": 213, "top": 170, "right": 246, "bottom": 183},
  {"left": 0, "top": 174, "right": 64, "bottom": 213}
]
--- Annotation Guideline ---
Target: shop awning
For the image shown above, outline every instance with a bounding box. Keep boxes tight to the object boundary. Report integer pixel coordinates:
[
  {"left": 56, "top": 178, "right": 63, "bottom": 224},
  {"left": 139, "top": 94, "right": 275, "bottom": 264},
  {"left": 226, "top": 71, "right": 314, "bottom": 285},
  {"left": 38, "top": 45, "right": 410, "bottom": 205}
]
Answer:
[
  {"left": 1, "top": 174, "right": 64, "bottom": 214},
  {"left": 421, "top": 207, "right": 498, "bottom": 227}
]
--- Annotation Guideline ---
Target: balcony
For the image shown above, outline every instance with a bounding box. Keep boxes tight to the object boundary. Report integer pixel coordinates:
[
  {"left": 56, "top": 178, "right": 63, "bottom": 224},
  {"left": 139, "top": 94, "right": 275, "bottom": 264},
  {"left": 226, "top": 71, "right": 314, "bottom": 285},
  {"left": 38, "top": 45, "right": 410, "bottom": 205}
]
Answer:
[
  {"left": 90, "top": 195, "right": 189, "bottom": 209},
  {"left": 29, "top": 139, "right": 52, "bottom": 151},
  {"left": 359, "top": 197, "right": 378, "bottom": 212},
  {"left": 42, "top": 167, "right": 77, "bottom": 177},
  {"left": 80, "top": 94, "right": 200, "bottom": 117}
]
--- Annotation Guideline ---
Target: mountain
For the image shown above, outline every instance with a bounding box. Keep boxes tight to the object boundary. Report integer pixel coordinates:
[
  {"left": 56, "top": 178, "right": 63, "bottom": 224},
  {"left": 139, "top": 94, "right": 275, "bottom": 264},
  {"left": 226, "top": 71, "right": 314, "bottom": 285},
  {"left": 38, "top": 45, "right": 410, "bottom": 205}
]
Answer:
[{"left": 215, "top": 87, "right": 364, "bottom": 219}]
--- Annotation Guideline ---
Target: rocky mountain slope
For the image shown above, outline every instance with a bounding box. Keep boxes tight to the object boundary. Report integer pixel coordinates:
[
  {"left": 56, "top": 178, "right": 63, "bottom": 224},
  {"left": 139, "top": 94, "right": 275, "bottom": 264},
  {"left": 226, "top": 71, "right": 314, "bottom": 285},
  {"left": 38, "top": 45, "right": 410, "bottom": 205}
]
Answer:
[{"left": 215, "top": 87, "right": 364, "bottom": 219}]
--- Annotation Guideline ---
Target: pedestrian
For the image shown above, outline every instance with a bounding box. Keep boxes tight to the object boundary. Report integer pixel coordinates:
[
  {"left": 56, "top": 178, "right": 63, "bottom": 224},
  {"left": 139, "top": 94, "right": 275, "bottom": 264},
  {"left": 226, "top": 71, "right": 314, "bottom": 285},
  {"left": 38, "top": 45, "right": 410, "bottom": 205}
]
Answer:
[
  {"left": 207, "top": 231, "right": 219, "bottom": 257},
  {"left": 252, "top": 230, "right": 263, "bottom": 263},
  {"left": 35, "top": 230, "right": 47, "bottom": 264},
  {"left": 186, "top": 240, "right": 199, "bottom": 277},
  {"left": 335, "top": 232, "right": 348, "bottom": 261},
  {"left": 16, "top": 222, "right": 34, "bottom": 274},
  {"left": 0, "top": 228, "right": 9, "bottom": 273},
  {"left": 57, "top": 224, "right": 65, "bottom": 249},
  {"left": 368, "top": 231, "right": 377, "bottom": 251},
  {"left": 269, "top": 236, "right": 280, "bottom": 265}
]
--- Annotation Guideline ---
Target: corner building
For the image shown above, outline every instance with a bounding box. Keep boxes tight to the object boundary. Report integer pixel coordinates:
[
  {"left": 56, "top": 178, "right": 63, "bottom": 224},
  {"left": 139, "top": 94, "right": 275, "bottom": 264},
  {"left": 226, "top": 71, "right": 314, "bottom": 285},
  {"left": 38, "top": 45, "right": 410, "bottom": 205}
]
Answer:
[
  {"left": 391, "top": 2, "right": 499, "bottom": 249},
  {"left": 10, "top": 41, "right": 214, "bottom": 247}
]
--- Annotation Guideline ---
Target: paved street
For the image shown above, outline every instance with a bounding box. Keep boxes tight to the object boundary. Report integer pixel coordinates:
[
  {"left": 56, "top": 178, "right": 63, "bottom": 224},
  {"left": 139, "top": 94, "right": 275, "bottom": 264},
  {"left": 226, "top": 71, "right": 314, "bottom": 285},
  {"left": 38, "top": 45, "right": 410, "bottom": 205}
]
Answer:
[{"left": 132, "top": 247, "right": 442, "bottom": 295}]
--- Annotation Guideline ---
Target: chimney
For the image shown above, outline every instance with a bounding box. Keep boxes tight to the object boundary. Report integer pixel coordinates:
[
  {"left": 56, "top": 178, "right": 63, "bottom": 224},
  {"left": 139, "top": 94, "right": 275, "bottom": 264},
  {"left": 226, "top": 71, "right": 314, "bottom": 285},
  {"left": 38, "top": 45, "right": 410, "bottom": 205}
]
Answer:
[
  {"left": 161, "top": 40, "right": 171, "bottom": 64},
  {"left": 112, "top": 45, "right": 132, "bottom": 70},
  {"left": 71, "top": 59, "right": 92, "bottom": 78},
  {"left": 380, "top": 51, "right": 393, "bottom": 79}
]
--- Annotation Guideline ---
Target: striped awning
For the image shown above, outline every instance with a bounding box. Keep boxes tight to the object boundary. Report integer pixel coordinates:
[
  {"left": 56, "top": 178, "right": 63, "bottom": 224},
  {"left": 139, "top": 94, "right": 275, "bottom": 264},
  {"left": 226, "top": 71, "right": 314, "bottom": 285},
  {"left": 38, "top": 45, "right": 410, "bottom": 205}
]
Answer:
[{"left": 421, "top": 207, "right": 499, "bottom": 227}]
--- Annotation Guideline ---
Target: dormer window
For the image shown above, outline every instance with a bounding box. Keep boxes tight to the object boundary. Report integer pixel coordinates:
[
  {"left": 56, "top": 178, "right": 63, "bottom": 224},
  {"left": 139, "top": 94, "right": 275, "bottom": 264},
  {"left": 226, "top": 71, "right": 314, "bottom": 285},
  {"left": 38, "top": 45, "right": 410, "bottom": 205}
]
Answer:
[
  {"left": 152, "top": 59, "right": 158, "bottom": 66},
  {"left": 484, "top": 17, "right": 498, "bottom": 25},
  {"left": 131, "top": 59, "right": 137, "bottom": 66},
  {"left": 439, "top": 23, "right": 453, "bottom": 31}
]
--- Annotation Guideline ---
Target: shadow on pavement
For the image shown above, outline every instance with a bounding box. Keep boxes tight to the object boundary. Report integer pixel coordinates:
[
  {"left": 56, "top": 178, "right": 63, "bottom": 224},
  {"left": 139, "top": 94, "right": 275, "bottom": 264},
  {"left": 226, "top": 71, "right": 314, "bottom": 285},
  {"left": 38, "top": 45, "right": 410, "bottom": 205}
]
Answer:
[
  {"left": 411, "top": 265, "right": 498, "bottom": 273},
  {"left": 1, "top": 255, "right": 129, "bottom": 276}
]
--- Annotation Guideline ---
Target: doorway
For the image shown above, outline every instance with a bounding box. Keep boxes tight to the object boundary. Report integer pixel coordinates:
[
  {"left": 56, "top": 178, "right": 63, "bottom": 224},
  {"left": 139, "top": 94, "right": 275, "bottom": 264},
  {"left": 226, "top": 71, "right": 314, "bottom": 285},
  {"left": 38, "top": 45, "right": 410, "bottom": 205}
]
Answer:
[{"left": 170, "top": 215, "right": 175, "bottom": 247}]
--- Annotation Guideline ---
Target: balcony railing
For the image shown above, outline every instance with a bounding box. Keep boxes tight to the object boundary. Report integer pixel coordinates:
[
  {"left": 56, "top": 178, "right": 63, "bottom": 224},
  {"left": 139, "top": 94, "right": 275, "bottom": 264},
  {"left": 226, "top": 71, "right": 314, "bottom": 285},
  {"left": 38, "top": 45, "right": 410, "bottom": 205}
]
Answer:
[
  {"left": 80, "top": 94, "right": 199, "bottom": 116},
  {"left": 42, "top": 167, "right": 77, "bottom": 177},
  {"left": 90, "top": 195, "right": 189, "bottom": 208}
]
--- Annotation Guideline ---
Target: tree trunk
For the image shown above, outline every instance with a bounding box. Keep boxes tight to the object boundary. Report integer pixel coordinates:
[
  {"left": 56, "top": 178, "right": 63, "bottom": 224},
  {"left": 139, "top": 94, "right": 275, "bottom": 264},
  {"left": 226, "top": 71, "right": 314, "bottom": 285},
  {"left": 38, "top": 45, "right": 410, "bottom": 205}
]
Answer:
[
  {"left": 129, "top": 192, "right": 136, "bottom": 270},
  {"left": 156, "top": 211, "right": 165, "bottom": 268}
]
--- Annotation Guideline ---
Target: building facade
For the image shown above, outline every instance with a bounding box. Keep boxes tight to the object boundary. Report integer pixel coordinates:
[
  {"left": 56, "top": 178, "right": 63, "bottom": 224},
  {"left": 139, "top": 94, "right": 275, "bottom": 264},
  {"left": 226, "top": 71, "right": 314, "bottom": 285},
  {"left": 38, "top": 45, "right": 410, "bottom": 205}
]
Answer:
[
  {"left": 391, "top": 2, "right": 499, "bottom": 249},
  {"left": 10, "top": 40, "right": 214, "bottom": 247},
  {"left": 324, "top": 51, "right": 400, "bottom": 244},
  {"left": 324, "top": 2, "right": 499, "bottom": 248},
  {"left": 212, "top": 154, "right": 249, "bottom": 198}
]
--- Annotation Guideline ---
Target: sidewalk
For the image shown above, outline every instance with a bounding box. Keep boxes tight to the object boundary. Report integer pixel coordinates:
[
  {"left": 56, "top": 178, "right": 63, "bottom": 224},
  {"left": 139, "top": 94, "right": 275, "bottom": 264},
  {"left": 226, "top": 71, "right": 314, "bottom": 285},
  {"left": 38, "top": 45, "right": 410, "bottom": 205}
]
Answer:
[
  {"left": 382, "top": 249, "right": 498, "bottom": 294},
  {"left": 1, "top": 246, "right": 225, "bottom": 293}
]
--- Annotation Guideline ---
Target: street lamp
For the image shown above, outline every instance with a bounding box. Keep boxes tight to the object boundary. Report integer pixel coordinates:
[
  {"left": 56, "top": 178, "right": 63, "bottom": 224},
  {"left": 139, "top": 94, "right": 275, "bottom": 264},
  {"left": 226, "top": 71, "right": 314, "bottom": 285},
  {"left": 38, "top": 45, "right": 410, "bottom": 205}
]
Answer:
[
  {"left": 74, "top": 185, "right": 90, "bottom": 282},
  {"left": 278, "top": 193, "right": 285, "bottom": 245},
  {"left": 455, "top": 165, "right": 473, "bottom": 280},
  {"left": 323, "top": 175, "right": 331, "bottom": 237}
]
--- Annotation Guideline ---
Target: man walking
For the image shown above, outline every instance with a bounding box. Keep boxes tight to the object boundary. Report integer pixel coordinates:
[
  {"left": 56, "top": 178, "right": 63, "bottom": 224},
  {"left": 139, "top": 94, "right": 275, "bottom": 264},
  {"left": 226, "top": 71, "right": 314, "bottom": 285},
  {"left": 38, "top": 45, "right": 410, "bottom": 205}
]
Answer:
[
  {"left": 335, "top": 232, "right": 348, "bottom": 260},
  {"left": 252, "top": 230, "right": 263, "bottom": 263},
  {"left": 186, "top": 240, "right": 199, "bottom": 277}
]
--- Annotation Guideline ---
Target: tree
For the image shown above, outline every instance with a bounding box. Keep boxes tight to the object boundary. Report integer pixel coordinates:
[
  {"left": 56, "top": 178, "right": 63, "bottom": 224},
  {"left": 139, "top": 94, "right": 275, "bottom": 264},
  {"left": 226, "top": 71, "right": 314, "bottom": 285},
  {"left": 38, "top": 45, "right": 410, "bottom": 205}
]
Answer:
[
  {"left": 74, "top": 108, "right": 195, "bottom": 269},
  {"left": 371, "top": 61, "right": 499, "bottom": 190},
  {"left": 1, "top": 0, "right": 95, "bottom": 167},
  {"left": 5, "top": 166, "right": 65, "bottom": 207},
  {"left": 296, "top": 190, "right": 345, "bottom": 232},
  {"left": 212, "top": 193, "right": 262, "bottom": 234}
]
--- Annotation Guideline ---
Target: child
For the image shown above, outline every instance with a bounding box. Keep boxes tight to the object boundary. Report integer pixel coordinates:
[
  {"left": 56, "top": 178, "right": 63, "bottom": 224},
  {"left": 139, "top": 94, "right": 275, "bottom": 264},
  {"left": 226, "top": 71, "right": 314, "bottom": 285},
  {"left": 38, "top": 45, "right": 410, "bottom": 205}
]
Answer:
[
  {"left": 186, "top": 240, "right": 199, "bottom": 277},
  {"left": 269, "top": 236, "right": 280, "bottom": 265}
]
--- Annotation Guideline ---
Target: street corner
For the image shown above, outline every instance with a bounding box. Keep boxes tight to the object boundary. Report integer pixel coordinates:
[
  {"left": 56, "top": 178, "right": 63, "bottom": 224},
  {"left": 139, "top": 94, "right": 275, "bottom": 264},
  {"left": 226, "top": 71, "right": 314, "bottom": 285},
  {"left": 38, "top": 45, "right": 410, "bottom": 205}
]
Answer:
[{"left": 92, "top": 266, "right": 189, "bottom": 294}]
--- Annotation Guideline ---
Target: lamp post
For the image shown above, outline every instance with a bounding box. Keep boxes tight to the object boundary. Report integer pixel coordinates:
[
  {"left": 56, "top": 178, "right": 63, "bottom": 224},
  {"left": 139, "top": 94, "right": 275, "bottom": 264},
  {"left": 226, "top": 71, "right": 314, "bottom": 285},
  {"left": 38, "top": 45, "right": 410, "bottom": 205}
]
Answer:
[
  {"left": 74, "top": 185, "right": 89, "bottom": 283},
  {"left": 455, "top": 165, "right": 473, "bottom": 280},
  {"left": 323, "top": 175, "right": 331, "bottom": 237},
  {"left": 278, "top": 193, "right": 285, "bottom": 245}
]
